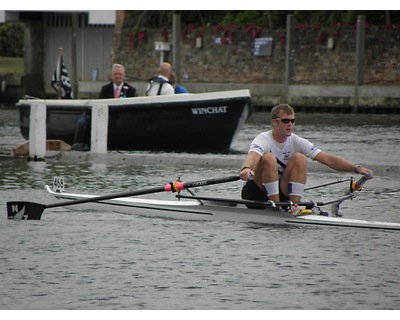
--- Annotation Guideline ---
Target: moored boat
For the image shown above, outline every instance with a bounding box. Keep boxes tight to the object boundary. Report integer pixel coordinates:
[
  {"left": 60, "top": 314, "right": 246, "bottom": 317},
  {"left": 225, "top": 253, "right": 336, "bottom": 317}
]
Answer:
[{"left": 17, "top": 90, "right": 252, "bottom": 152}]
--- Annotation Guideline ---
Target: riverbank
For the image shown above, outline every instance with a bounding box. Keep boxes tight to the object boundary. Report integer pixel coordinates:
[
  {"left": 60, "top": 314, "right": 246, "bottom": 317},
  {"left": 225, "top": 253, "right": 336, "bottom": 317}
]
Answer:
[
  {"left": 0, "top": 56, "right": 23, "bottom": 103},
  {"left": 2, "top": 75, "right": 400, "bottom": 113}
]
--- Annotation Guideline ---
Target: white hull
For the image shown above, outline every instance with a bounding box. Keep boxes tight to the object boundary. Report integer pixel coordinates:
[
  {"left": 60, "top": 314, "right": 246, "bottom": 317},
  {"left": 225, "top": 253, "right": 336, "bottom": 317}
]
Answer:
[{"left": 45, "top": 186, "right": 400, "bottom": 231}]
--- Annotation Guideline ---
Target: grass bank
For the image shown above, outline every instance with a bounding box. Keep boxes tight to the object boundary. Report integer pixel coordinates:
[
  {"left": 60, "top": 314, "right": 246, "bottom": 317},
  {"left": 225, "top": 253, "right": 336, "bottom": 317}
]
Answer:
[{"left": 0, "top": 56, "right": 24, "bottom": 74}]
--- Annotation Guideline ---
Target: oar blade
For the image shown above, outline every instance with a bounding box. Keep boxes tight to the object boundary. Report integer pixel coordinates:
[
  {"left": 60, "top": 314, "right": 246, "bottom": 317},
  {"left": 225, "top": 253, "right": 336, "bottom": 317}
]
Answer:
[
  {"left": 6, "top": 175, "right": 241, "bottom": 221},
  {"left": 7, "top": 202, "right": 46, "bottom": 220}
]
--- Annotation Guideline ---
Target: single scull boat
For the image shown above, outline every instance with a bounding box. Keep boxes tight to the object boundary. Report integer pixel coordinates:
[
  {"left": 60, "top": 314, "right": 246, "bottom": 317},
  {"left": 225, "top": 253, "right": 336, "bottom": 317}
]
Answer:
[
  {"left": 7, "top": 175, "right": 400, "bottom": 231},
  {"left": 41, "top": 184, "right": 400, "bottom": 231}
]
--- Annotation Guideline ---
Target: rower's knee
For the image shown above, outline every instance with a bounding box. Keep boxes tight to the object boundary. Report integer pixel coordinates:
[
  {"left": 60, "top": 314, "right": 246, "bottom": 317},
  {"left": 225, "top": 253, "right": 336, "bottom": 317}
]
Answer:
[
  {"left": 260, "top": 153, "right": 277, "bottom": 169},
  {"left": 290, "top": 153, "right": 307, "bottom": 169}
]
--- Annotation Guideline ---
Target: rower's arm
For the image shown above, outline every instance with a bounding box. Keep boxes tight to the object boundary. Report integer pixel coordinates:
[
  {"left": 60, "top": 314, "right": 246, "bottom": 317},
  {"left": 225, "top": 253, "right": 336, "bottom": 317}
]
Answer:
[
  {"left": 240, "top": 151, "right": 261, "bottom": 180},
  {"left": 314, "top": 152, "right": 373, "bottom": 177}
]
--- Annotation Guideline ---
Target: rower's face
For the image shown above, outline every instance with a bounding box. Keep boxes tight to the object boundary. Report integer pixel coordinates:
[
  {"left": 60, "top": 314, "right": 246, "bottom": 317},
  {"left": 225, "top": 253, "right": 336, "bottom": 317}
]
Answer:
[{"left": 272, "top": 111, "right": 296, "bottom": 137}]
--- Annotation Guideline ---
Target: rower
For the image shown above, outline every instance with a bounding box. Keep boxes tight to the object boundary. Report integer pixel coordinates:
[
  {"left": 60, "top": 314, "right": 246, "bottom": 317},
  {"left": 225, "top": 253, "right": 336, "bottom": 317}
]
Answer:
[{"left": 239, "top": 103, "right": 374, "bottom": 216}]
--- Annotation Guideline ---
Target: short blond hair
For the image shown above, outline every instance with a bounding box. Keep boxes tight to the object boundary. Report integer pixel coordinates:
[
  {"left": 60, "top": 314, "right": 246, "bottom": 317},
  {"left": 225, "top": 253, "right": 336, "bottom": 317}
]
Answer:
[{"left": 271, "top": 104, "right": 294, "bottom": 119}]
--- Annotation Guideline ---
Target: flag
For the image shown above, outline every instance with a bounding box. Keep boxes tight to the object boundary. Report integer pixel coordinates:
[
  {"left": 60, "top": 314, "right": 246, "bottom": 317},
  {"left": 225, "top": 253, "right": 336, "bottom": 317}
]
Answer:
[{"left": 51, "top": 54, "right": 73, "bottom": 99}]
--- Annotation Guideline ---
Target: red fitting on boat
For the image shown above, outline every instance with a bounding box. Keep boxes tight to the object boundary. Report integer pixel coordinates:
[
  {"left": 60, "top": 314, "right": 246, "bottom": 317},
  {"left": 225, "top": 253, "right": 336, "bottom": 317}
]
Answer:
[{"left": 174, "top": 182, "right": 185, "bottom": 191}]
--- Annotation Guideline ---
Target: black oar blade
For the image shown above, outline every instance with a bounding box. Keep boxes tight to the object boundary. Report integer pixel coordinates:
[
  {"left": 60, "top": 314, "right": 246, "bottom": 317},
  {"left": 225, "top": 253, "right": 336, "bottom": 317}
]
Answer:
[
  {"left": 7, "top": 202, "right": 46, "bottom": 220},
  {"left": 6, "top": 175, "right": 241, "bottom": 221}
]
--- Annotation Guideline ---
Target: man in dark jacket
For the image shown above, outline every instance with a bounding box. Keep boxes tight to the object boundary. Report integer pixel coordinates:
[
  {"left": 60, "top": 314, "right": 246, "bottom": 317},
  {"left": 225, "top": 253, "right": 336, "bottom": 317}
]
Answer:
[
  {"left": 73, "top": 64, "right": 137, "bottom": 151},
  {"left": 99, "top": 64, "right": 137, "bottom": 98}
]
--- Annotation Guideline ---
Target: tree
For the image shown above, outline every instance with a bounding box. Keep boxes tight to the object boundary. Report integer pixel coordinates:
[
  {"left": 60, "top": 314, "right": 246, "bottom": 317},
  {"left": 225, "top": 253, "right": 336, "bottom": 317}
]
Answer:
[
  {"left": 0, "top": 22, "right": 25, "bottom": 57},
  {"left": 123, "top": 10, "right": 400, "bottom": 31},
  {"left": 124, "top": 10, "right": 290, "bottom": 29}
]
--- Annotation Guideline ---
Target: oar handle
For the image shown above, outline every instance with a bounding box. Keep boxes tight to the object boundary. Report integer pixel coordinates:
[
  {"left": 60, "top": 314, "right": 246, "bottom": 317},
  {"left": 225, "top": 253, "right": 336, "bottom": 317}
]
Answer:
[
  {"left": 351, "top": 173, "right": 371, "bottom": 191},
  {"left": 164, "top": 175, "right": 240, "bottom": 192}
]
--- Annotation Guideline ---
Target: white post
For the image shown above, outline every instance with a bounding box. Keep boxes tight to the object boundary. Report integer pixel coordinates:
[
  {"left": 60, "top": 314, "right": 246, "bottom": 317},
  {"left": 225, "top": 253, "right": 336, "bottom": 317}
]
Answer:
[
  {"left": 29, "top": 102, "right": 46, "bottom": 161},
  {"left": 90, "top": 102, "right": 108, "bottom": 154}
]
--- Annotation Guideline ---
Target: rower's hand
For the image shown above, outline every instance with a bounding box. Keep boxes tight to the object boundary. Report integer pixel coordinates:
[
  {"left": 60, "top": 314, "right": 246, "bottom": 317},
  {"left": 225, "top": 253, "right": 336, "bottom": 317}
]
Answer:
[
  {"left": 240, "top": 168, "right": 254, "bottom": 181},
  {"left": 358, "top": 167, "right": 373, "bottom": 179}
]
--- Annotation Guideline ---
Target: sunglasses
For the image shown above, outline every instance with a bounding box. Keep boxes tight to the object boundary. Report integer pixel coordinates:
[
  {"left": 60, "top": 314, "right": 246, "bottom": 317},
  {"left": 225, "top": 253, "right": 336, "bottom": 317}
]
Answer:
[{"left": 275, "top": 118, "right": 296, "bottom": 124}]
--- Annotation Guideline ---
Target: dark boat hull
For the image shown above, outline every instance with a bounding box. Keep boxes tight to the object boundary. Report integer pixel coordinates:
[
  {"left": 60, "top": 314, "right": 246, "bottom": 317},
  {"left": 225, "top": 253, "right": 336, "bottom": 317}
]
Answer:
[{"left": 18, "top": 90, "right": 251, "bottom": 152}]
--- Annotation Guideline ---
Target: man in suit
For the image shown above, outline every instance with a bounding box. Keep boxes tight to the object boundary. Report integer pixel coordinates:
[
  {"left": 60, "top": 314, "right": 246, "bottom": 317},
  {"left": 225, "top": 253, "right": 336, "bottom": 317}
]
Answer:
[
  {"left": 99, "top": 64, "right": 137, "bottom": 98},
  {"left": 73, "top": 64, "right": 137, "bottom": 151}
]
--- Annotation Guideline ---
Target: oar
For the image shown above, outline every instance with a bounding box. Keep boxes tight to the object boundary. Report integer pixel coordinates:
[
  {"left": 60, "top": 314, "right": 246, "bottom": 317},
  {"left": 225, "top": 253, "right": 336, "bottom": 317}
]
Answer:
[
  {"left": 305, "top": 177, "right": 352, "bottom": 191},
  {"left": 7, "top": 175, "right": 240, "bottom": 220}
]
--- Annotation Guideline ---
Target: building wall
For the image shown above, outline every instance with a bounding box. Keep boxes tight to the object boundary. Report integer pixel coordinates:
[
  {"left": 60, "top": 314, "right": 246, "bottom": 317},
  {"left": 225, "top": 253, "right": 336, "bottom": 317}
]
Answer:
[
  {"left": 8, "top": 12, "right": 400, "bottom": 108},
  {"left": 114, "top": 25, "right": 400, "bottom": 86}
]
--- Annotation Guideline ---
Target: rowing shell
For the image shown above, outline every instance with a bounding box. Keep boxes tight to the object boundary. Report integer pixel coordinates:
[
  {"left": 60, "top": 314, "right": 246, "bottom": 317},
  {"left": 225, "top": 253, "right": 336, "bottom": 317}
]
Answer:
[{"left": 44, "top": 186, "right": 400, "bottom": 231}]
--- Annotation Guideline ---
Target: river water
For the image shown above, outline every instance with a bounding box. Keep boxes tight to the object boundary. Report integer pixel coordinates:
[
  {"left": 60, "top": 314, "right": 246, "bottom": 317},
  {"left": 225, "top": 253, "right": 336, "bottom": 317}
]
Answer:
[{"left": 1, "top": 104, "right": 400, "bottom": 310}]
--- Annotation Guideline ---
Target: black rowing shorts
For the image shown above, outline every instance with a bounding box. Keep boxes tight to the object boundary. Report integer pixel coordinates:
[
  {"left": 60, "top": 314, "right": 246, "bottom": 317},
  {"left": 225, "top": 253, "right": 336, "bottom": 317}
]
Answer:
[{"left": 241, "top": 179, "right": 288, "bottom": 209}]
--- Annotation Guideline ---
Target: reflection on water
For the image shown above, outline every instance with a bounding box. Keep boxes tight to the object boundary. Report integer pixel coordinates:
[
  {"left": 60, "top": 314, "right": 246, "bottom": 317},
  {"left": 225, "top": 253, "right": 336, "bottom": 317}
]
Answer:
[{"left": 1, "top": 106, "right": 400, "bottom": 310}]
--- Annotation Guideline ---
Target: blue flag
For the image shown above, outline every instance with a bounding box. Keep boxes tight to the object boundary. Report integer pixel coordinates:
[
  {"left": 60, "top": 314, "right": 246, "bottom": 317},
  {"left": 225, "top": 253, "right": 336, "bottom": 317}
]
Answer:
[{"left": 51, "top": 54, "right": 73, "bottom": 99}]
